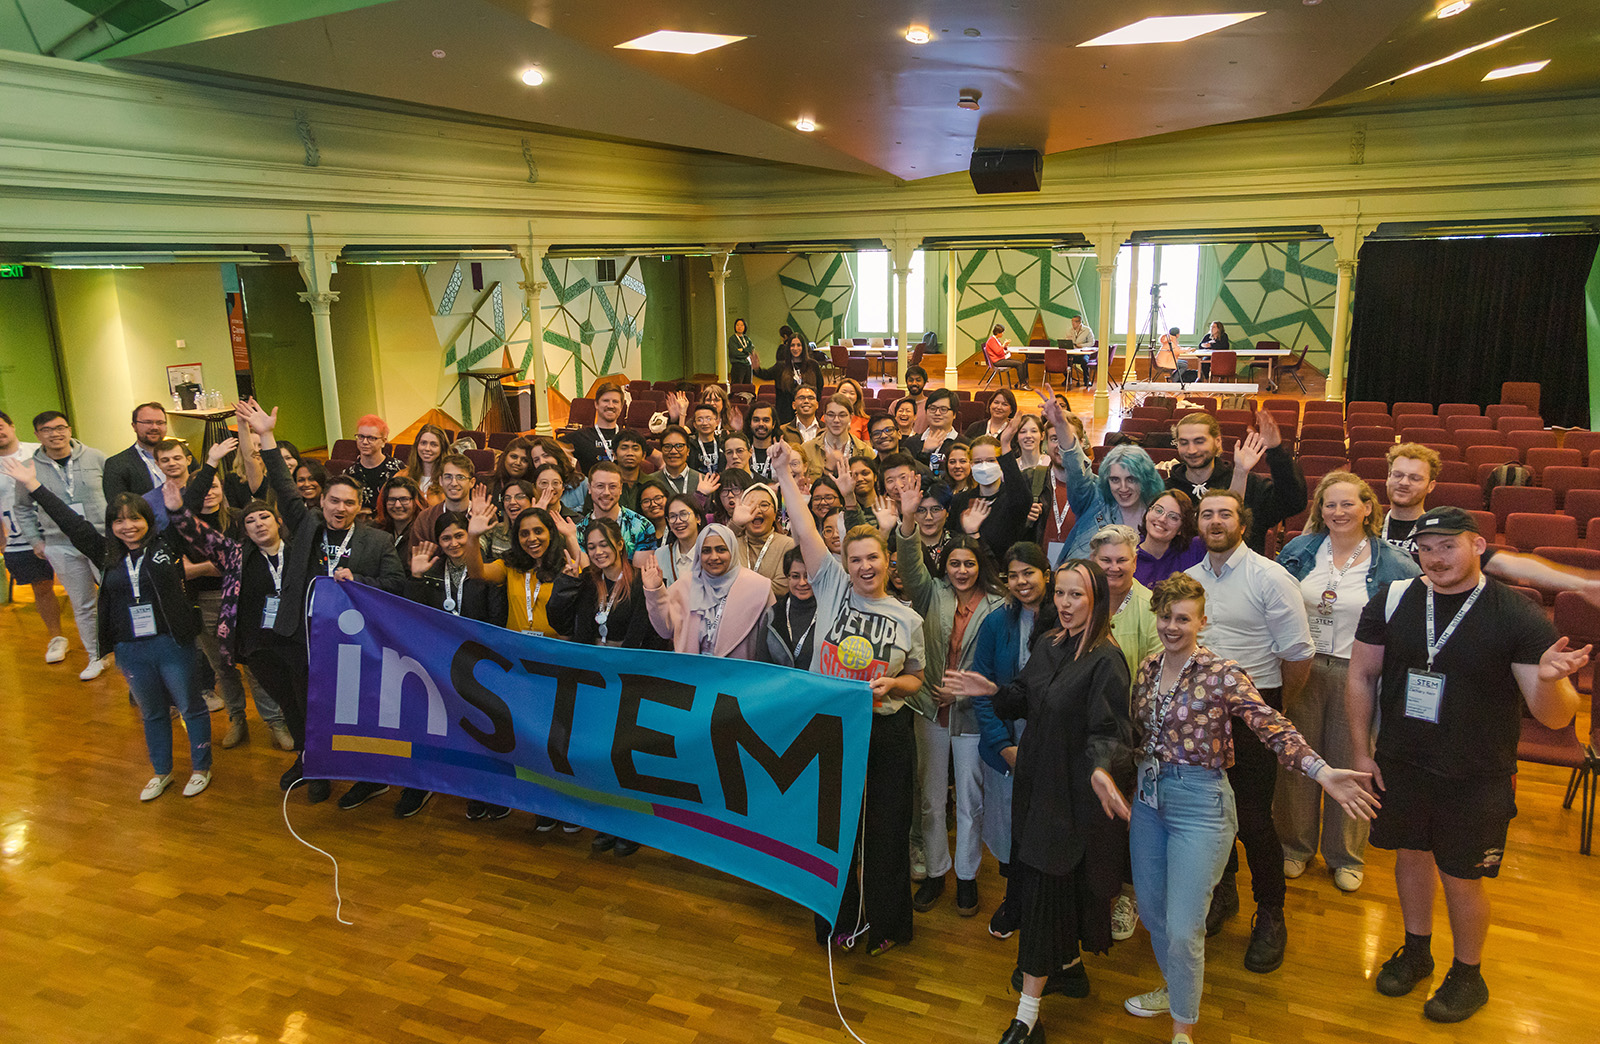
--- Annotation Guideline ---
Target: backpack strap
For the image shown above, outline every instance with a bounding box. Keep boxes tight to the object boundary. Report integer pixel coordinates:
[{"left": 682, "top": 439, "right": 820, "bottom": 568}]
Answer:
[{"left": 1384, "top": 577, "right": 1419, "bottom": 622}]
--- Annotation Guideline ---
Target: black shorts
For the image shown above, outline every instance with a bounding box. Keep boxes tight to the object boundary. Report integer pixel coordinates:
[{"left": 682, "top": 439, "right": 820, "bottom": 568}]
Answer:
[
  {"left": 3, "top": 548, "right": 54, "bottom": 585},
  {"left": 1368, "top": 757, "right": 1516, "bottom": 880}
]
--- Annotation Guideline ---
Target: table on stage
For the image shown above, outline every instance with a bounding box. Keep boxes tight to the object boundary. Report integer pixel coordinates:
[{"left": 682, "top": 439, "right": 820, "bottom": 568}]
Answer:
[
  {"left": 446, "top": 367, "right": 523, "bottom": 434},
  {"left": 1009, "top": 345, "right": 1098, "bottom": 387},
  {"left": 1119, "top": 381, "right": 1257, "bottom": 410},
  {"left": 167, "top": 407, "right": 236, "bottom": 458},
  {"left": 1191, "top": 347, "right": 1292, "bottom": 390}
]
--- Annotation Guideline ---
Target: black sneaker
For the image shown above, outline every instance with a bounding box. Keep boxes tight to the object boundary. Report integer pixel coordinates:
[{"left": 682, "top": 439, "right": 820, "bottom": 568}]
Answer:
[
  {"left": 613, "top": 838, "right": 640, "bottom": 857},
  {"left": 1205, "top": 873, "right": 1239, "bottom": 937},
  {"left": 534, "top": 816, "right": 558, "bottom": 832},
  {"left": 466, "top": 800, "right": 491, "bottom": 820},
  {"left": 1376, "top": 944, "right": 1435, "bottom": 997},
  {"left": 279, "top": 755, "right": 304, "bottom": 792},
  {"left": 561, "top": 821, "right": 582, "bottom": 834},
  {"left": 1244, "top": 908, "right": 1287, "bottom": 973},
  {"left": 989, "top": 897, "right": 1020, "bottom": 940},
  {"left": 591, "top": 832, "right": 617, "bottom": 851},
  {"left": 337, "top": 781, "right": 390, "bottom": 810},
  {"left": 1010, "top": 962, "right": 1090, "bottom": 998},
  {"left": 956, "top": 878, "right": 979, "bottom": 917},
  {"left": 394, "top": 788, "right": 432, "bottom": 818},
  {"left": 1423, "top": 966, "right": 1488, "bottom": 1023},
  {"left": 485, "top": 804, "right": 511, "bottom": 820},
  {"left": 913, "top": 874, "right": 946, "bottom": 912},
  {"left": 307, "top": 779, "right": 331, "bottom": 804},
  {"left": 996, "top": 1017, "right": 1042, "bottom": 1044}
]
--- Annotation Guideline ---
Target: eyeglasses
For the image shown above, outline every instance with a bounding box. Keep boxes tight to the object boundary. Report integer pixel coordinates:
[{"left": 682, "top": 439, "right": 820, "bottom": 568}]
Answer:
[
  {"left": 667, "top": 510, "right": 696, "bottom": 523},
  {"left": 662, "top": 443, "right": 688, "bottom": 453},
  {"left": 355, "top": 434, "right": 383, "bottom": 442},
  {"left": 925, "top": 404, "right": 952, "bottom": 414},
  {"left": 133, "top": 419, "right": 166, "bottom": 427},
  {"left": 915, "top": 505, "right": 945, "bottom": 516},
  {"left": 36, "top": 424, "right": 70, "bottom": 434},
  {"left": 385, "top": 495, "right": 414, "bottom": 505}
]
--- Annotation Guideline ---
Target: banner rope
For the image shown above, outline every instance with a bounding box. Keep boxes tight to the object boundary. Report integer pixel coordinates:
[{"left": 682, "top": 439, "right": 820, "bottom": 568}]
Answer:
[
  {"left": 282, "top": 785, "right": 354, "bottom": 926},
  {"left": 825, "top": 786, "right": 875, "bottom": 1043}
]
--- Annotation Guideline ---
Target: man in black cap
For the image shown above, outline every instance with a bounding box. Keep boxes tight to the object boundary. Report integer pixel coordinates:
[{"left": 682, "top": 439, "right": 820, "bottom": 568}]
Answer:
[{"left": 1346, "top": 506, "right": 1588, "bottom": 1024}]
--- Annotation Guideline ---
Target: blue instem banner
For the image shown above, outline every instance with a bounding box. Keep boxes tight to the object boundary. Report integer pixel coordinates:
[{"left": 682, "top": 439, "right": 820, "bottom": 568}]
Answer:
[{"left": 303, "top": 577, "right": 871, "bottom": 918}]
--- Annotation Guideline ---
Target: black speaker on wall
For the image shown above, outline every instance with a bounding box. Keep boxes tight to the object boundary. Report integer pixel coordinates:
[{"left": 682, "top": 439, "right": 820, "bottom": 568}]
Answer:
[{"left": 969, "top": 148, "right": 1043, "bottom": 194}]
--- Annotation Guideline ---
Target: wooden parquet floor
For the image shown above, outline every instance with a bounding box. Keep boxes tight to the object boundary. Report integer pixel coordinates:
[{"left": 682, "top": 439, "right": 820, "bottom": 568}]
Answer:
[{"left": 2, "top": 590, "right": 1594, "bottom": 1044}]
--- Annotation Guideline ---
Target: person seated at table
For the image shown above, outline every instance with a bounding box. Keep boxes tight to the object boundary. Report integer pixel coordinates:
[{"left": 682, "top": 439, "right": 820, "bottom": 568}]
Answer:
[
  {"left": 1198, "top": 321, "right": 1229, "bottom": 353},
  {"left": 1066, "top": 315, "right": 1096, "bottom": 385},
  {"left": 983, "top": 325, "right": 1032, "bottom": 390},
  {"left": 1155, "top": 327, "right": 1198, "bottom": 383}
]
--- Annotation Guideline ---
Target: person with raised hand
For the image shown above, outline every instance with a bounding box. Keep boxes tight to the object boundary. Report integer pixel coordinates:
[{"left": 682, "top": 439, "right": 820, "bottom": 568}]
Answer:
[
  {"left": 944, "top": 558, "right": 1134, "bottom": 1044},
  {"left": 949, "top": 414, "right": 1031, "bottom": 560},
  {"left": 1040, "top": 390, "right": 1163, "bottom": 565},
  {"left": 727, "top": 482, "right": 796, "bottom": 598},
  {"left": 642, "top": 521, "right": 773, "bottom": 659},
  {"left": 1166, "top": 409, "right": 1306, "bottom": 553},
  {"left": 2, "top": 456, "right": 212, "bottom": 802},
  {"left": 771, "top": 436, "right": 926, "bottom": 958}
]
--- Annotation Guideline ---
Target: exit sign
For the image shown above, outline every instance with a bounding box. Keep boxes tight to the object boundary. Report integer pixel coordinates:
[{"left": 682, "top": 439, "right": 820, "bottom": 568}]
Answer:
[{"left": 0, "top": 265, "right": 25, "bottom": 279}]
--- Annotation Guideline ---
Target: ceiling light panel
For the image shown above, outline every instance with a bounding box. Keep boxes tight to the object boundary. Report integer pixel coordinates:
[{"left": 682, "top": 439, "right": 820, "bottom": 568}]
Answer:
[
  {"left": 1483, "top": 59, "right": 1549, "bottom": 81},
  {"left": 1078, "top": 13, "right": 1265, "bottom": 47},
  {"left": 615, "top": 30, "right": 747, "bottom": 55},
  {"left": 1436, "top": 2, "right": 1471, "bottom": 18},
  {"left": 1367, "top": 19, "right": 1555, "bottom": 87}
]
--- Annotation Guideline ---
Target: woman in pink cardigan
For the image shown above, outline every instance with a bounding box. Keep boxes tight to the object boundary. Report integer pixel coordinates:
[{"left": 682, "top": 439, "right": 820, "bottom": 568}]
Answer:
[{"left": 641, "top": 522, "right": 775, "bottom": 659}]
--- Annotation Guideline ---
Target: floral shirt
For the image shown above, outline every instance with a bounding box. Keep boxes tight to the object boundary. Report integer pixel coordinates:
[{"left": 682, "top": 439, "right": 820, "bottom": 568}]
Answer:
[
  {"left": 1131, "top": 646, "right": 1325, "bottom": 776},
  {"left": 579, "top": 506, "right": 659, "bottom": 558}
]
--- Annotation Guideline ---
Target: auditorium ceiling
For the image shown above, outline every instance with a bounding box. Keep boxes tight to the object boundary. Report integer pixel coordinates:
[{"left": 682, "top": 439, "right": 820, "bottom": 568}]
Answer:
[{"left": 1, "top": 0, "right": 1595, "bottom": 181}]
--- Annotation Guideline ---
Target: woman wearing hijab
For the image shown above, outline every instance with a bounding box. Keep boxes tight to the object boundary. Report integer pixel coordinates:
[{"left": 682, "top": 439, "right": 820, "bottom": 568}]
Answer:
[{"left": 642, "top": 522, "right": 774, "bottom": 659}]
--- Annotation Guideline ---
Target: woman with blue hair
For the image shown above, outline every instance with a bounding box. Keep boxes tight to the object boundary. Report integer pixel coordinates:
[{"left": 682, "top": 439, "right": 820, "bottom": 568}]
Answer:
[{"left": 1041, "top": 395, "right": 1163, "bottom": 563}]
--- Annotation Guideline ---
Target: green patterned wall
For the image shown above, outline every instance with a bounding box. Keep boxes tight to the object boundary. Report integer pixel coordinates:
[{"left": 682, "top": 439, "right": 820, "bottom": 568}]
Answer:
[
  {"left": 779, "top": 253, "right": 854, "bottom": 344},
  {"left": 952, "top": 249, "right": 1094, "bottom": 355},
  {"left": 1206, "top": 241, "right": 1335, "bottom": 367}
]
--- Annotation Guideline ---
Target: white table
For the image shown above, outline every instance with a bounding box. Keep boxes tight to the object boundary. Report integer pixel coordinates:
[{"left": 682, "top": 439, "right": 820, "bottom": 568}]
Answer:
[
  {"left": 1120, "top": 381, "right": 1257, "bottom": 410},
  {"left": 1191, "top": 347, "right": 1293, "bottom": 390}
]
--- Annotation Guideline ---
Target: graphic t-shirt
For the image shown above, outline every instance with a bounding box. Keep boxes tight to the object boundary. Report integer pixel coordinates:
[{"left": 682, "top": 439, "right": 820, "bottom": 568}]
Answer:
[
  {"left": 807, "top": 552, "right": 926, "bottom": 714},
  {"left": 1, "top": 441, "right": 40, "bottom": 552}
]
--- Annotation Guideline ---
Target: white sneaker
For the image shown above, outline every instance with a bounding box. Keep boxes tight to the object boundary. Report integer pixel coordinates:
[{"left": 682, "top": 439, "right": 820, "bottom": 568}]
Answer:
[
  {"left": 45, "top": 636, "right": 68, "bottom": 663},
  {"left": 79, "top": 657, "right": 107, "bottom": 681},
  {"left": 1284, "top": 857, "right": 1308, "bottom": 879},
  {"left": 202, "top": 691, "right": 224, "bottom": 713},
  {"left": 1111, "top": 894, "right": 1140, "bottom": 940},
  {"left": 182, "top": 771, "right": 212, "bottom": 797},
  {"left": 1173, "top": 1034, "right": 1194, "bottom": 1044},
  {"left": 1332, "top": 867, "right": 1364, "bottom": 892},
  {"left": 1124, "top": 986, "right": 1170, "bottom": 1018},
  {"left": 910, "top": 844, "right": 928, "bottom": 882},
  {"left": 140, "top": 774, "right": 173, "bottom": 801}
]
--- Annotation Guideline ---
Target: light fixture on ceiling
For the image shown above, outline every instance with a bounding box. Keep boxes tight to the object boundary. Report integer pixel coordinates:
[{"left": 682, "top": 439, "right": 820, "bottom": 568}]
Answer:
[
  {"left": 794, "top": 117, "right": 816, "bottom": 132},
  {"left": 958, "top": 88, "right": 982, "bottom": 111},
  {"left": 1483, "top": 59, "right": 1549, "bottom": 80},
  {"left": 615, "top": 30, "right": 747, "bottom": 54},
  {"left": 1437, "top": 1, "right": 1471, "bottom": 18},
  {"left": 905, "top": 25, "right": 931, "bottom": 44},
  {"left": 431, "top": 49, "right": 446, "bottom": 58},
  {"left": 1078, "top": 12, "right": 1265, "bottom": 47},
  {"left": 1367, "top": 19, "right": 1555, "bottom": 87},
  {"left": 520, "top": 67, "right": 545, "bottom": 86}
]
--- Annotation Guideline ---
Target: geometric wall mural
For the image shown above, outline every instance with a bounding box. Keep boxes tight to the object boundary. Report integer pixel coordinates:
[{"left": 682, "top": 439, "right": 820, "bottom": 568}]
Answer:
[
  {"left": 533, "top": 257, "right": 647, "bottom": 398},
  {"left": 952, "top": 248, "right": 1092, "bottom": 358},
  {"left": 1212, "top": 240, "right": 1336, "bottom": 369},
  {"left": 779, "top": 253, "right": 854, "bottom": 345}
]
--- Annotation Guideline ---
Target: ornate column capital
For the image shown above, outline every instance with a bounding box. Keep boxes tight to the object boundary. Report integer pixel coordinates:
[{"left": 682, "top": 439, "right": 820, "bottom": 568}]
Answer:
[{"left": 296, "top": 289, "right": 340, "bottom": 314}]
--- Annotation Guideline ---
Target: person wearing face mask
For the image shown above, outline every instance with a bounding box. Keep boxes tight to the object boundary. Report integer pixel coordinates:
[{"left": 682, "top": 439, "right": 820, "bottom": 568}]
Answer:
[
  {"left": 950, "top": 423, "right": 1030, "bottom": 561},
  {"left": 642, "top": 521, "right": 774, "bottom": 659},
  {"left": 3, "top": 457, "right": 212, "bottom": 801},
  {"left": 801, "top": 394, "right": 874, "bottom": 474},
  {"left": 1136, "top": 490, "right": 1206, "bottom": 588},
  {"left": 1121, "top": 573, "right": 1377, "bottom": 1044},
  {"left": 887, "top": 479, "right": 1006, "bottom": 919},
  {"left": 970, "top": 543, "right": 1058, "bottom": 942},
  {"left": 760, "top": 547, "right": 818, "bottom": 668},
  {"left": 1166, "top": 412, "right": 1306, "bottom": 554},
  {"left": 1274, "top": 473, "right": 1419, "bottom": 894},
  {"left": 944, "top": 560, "right": 1133, "bottom": 1044},
  {"left": 729, "top": 484, "right": 796, "bottom": 599},
  {"left": 771, "top": 438, "right": 927, "bottom": 959}
]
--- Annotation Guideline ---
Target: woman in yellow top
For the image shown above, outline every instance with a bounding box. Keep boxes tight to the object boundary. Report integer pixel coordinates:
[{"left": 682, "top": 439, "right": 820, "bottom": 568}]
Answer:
[{"left": 463, "top": 492, "right": 580, "bottom": 636}]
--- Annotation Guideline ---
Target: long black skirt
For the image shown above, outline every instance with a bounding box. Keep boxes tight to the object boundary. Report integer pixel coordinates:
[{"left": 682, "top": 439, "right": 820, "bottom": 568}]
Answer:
[{"left": 1011, "top": 857, "right": 1105, "bottom": 978}]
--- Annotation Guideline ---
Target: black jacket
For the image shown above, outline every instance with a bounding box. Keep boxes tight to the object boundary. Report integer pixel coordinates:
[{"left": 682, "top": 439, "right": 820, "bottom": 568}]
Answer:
[
  {"left": 546, "top": 571, "right": 669, "bottom": 649},
  {"left": 1164, "top": 444, "right": 1307, "bottom": 552},
  {"left": 30, "top": 482, "right": 200, "bottom": 654},
  {"left": 404, "top": 564, "right": 507, "bottom": 625},
  {"left": 103, "top": 444, "right": 158, "bottom": 500},
  {"left": 262, "top": 447, "right": 405, "bottom": 639}
]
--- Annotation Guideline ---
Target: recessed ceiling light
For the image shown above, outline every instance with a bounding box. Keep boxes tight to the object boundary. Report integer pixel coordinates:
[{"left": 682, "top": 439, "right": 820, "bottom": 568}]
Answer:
[
  {"left": 905, "top": 25, "right": 931, "bottom": 44},
  {"left": 1367, "top": 19, "right": 1554, "bottom": 87},
  {"left": 431, "top": 49, "right": 446, "bottom": 58},
  {"left": 520, "top": 67, "right": 545, "bottom": 86},
  {"left": 615, "top": 30, "right": 746, "bottom": 55},
  {"left": 1483, "top": 59, "right": 1549, "bottom": 80},
  {"left": 1437, "top": 1, "right": 1471, "bottom": 17},
  {"left": 1078, "top": 12, "right": 1265, "bottom": 47},
  {"left": 794, "top": 117, "right": 816, "bottom": 132}
]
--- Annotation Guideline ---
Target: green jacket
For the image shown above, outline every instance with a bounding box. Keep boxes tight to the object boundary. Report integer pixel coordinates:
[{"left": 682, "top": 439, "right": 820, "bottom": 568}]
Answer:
[
  {"left": 894, "top": 525, "right": 1004, "bottom": 731},
  {"left": 1111, "top": 581, "right": 1162, "bottom": 684}
]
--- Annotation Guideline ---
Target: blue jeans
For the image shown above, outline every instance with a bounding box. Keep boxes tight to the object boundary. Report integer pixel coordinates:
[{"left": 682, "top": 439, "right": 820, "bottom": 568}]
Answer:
[
  {"left": 1130, "top": 762, "right": 1237, "bottom": 1026},
  {"left": 116, "top": 634, "right": 212, "bottom": 776}
]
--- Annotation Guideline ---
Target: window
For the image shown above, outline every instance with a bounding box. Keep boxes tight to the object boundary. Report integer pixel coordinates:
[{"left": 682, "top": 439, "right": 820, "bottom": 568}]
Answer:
[
  {"left": 854, "top": 250, "right": 924, "bottom": 334},
  {"left": 1113, "top": 244, "right": 1200, "bottom": 337}
]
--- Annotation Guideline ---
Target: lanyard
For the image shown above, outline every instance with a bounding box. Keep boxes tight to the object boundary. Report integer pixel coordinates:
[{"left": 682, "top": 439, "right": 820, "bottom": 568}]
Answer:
[
  {"left": 785, "top": 598, "right": 817, "bottom": 662},
  {"left": 596, "top": 574, "right": 624, "bottom": 641},
  {"left": 443, "top": 562, "right": 467, "bottom": 614},
  {"left": 593, "top": 426, "right": 615, "bottom": 461},
  {"left": 1051, "top": 477, "right": 1073, "bottom": 534},
  {"left": 263, "top": 549, "right": 284, "bottom": 594},
  {"left": 749, "top": 532, "right": 775, "bottom": 572},
  {"left": 523, "top": 571, "right": 544, "bottom": 624},
  {"left": 697, "top": 439, "right": 720, "bottom": 472},
  {"left": 699, "top": 599, "right": 727, "bottom": 653},
  {"left": 1425, "top": 574, "right": 1485, "bottom": 670},
  {"left": 323, "top": 526, "right": 355, "bottom": 576},
  {"left": 126, "top": 551, "right": 146, "bottom": 603},
  {"left": 1317, "top": 538, "right": 1369, "bottom": 614},
  {"left": 1143, "top": 650, "right": 1198, "bottom": 754},
  {"left": 51, "top": 456, "right": 76, "bottom": 500},
  {"left": 663, "top": 471, "right": 689, "bottom": 494},
  {"left": 1114, "top": 590, "right": 1133, "bottom": 617}
]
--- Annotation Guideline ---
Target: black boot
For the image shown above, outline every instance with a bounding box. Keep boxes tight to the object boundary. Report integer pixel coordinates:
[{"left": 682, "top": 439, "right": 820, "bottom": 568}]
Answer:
[
  {"left": 1205, "top": 871, "right": 1239, "bottom": 937},
  {"left": 1244, "top": 908, "right": 1287, "bottom": 973}
]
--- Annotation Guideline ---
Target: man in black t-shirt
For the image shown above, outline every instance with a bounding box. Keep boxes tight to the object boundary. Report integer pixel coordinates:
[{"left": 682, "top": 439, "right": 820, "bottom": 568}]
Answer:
[
  {"left": 1166, "top": 410, "right": 1305, "bottom": 552},
  {"left": 1347, "top": 506, "right": 1586, "bottom": 1025},
  {"left": 567, "top": 383, "right": 628, "bottom": 474}
]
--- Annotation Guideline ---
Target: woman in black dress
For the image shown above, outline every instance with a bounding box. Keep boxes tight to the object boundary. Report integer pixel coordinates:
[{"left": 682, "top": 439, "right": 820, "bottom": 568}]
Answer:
[
  {"left": 752, "top": 332, "right": 824, "bottom": 427},
  {"left": 728, "top": 318, "right": 755, "bottom": 383},
  {"left": 945, "top": 559, "right": 1134, "bottom": 1044}
]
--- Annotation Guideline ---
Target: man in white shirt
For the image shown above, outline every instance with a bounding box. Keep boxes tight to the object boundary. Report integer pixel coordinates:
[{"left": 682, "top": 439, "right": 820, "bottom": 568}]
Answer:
[
  {"left": 1186, "top": 489, "right": 1313, "bottom": 975},
  {"left": 0, "top": 409, "right": 65, "bottom": 662},
  {"left": 780, "top": 386, "right": 822, "bottom": 445}
]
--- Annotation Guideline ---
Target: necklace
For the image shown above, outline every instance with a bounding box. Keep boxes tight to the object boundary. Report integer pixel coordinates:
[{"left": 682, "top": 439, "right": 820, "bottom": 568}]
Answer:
[{"left": 1317, "top": 538, "right": 1369, "bottom": 615}]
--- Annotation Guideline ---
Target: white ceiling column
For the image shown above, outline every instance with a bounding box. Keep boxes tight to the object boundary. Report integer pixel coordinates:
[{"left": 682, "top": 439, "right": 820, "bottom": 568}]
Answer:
[
  {"left": 287, "top": 237, "right": 346, "bottom": 447},
  {"left": 1091, "top": 231, "right": 1123, "bottom": 424}
]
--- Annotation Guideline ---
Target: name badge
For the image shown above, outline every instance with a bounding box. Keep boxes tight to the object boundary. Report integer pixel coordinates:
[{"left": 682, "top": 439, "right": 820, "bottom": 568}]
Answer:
[
  {"left": 129, "top": 603, "right": 157, "bottom": 638},
  {"left": 67, "top": 501, "right": 85, "bottom": 517},
  {"left": 1045, "top": 541, "right": 1066, "bottom": 567},
  {"left": 1404, "top": 668, "right": 1445, "bottom": 723},
  {"left": 1136, "top": 759, "right": 1160, "bottom": 809},
  {"left": 261, "top": 595, "right": 280, "bottom": 629},
  {"left": 1307, "top": 613, "right": 1333, "bottom": 654},
  {"left": 523, "top": 628, "right": 545, "bottom": 637}
]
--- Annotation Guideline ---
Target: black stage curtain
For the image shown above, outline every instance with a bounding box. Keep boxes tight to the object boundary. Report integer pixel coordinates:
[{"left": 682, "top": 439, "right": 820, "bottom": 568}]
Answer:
[{"left": 1347, "top": 234, "right": 1597, "bottom": 427}]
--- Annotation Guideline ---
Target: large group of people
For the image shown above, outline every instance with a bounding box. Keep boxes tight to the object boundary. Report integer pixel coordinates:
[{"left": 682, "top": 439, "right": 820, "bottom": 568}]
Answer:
[{"left": 2, "top": 373, "right": 1591, "bottom": 1044}]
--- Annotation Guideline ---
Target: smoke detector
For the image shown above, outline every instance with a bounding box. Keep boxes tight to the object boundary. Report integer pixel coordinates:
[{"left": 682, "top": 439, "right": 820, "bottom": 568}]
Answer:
[{"left": 958, "top": 87, "right": 982, "bottom": 111}]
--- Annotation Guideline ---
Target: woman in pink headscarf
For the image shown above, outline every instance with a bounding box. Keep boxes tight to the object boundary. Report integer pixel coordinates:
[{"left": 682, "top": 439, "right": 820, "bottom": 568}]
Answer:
[{"left": 641, "top": 522, "right": 775, "bottom": 659}]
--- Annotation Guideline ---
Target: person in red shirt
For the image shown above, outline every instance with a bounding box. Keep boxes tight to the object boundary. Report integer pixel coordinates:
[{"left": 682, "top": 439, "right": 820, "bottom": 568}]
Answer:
[{"left": 983, "top": 325, "right": 1032, "bottom": 390}]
